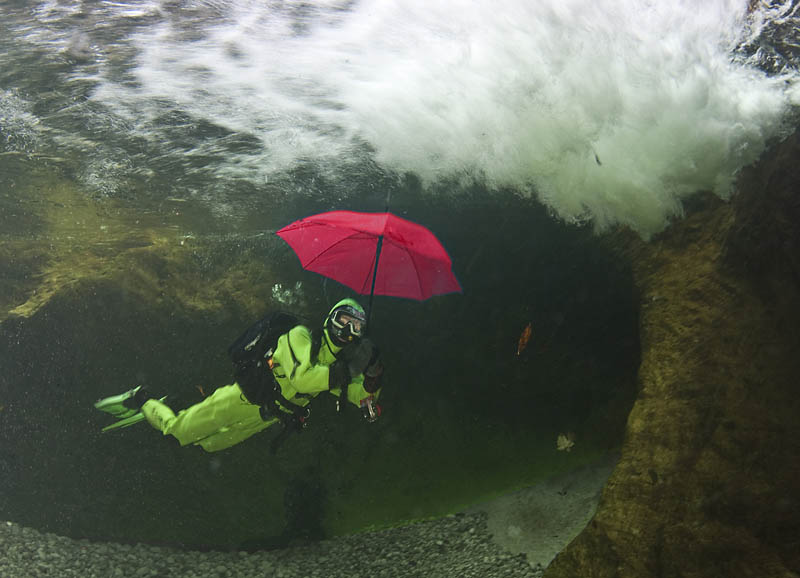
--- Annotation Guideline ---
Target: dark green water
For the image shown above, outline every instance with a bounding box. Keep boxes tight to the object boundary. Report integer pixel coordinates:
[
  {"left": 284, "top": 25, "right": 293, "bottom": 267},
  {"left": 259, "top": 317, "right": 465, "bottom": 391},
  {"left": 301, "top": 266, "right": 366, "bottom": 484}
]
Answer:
[{"left": 0, "top": 167, "right": 639, "bottom": 547}]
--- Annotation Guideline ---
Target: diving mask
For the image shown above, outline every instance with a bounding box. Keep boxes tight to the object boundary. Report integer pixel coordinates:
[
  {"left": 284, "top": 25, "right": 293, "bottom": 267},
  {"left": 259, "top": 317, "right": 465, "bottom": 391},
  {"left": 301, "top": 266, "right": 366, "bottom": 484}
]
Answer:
[{"left": 330, "top": 307, "right": 366, "bottom": 341}]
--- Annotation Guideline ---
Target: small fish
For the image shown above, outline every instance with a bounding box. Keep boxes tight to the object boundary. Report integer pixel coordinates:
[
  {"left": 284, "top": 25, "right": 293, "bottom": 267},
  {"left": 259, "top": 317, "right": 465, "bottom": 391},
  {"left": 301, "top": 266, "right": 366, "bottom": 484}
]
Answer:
[
  {"left": 556, "top": 432, "right": 576, "bottom": 452},
  {"left": 196, "top": 385, "right": 207, "bottom": 398},
  {"left": 516, "top": 322, "right": 532, "bottom": 356}
]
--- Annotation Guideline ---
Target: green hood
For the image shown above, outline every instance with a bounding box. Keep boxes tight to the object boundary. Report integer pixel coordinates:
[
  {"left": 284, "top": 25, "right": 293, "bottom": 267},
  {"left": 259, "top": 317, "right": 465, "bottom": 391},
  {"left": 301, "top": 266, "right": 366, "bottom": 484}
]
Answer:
[
  {"left": 326, "top": 298, "right": 365, "bottom": 320},
  {"left": 323, "top": 298, "right": 366, "bottom": 353}
]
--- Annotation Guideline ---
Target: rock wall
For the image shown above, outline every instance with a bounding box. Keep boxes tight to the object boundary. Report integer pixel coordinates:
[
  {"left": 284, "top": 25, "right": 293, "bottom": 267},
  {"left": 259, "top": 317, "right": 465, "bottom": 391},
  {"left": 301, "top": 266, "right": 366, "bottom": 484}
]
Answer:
[{"left": 544, "top": 131, "right": 800, "bottom": 577}]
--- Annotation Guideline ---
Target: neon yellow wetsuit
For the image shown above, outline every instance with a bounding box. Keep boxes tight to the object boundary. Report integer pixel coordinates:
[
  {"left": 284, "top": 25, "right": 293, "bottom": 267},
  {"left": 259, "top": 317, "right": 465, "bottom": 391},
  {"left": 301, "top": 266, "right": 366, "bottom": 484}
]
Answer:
[{"left": 140, "top": 326, "right": 378, "bottom": 452}]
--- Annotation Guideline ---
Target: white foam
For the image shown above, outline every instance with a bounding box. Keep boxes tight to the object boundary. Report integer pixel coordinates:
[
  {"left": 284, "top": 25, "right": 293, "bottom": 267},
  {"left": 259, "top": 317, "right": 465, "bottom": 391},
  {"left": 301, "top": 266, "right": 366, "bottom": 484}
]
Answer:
[
  {"left": 91, "top": 0, "right": 797, "bottom": 236},
  {"left": 0, "top": 90, "right": 42, "bottom": 153}
]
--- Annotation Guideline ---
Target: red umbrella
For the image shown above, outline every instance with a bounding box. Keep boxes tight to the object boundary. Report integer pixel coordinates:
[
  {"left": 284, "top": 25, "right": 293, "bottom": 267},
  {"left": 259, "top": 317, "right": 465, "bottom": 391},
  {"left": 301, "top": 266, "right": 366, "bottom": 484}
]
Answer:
[{"left": 276, "top": 211, "right": 461, "bottom": 307}]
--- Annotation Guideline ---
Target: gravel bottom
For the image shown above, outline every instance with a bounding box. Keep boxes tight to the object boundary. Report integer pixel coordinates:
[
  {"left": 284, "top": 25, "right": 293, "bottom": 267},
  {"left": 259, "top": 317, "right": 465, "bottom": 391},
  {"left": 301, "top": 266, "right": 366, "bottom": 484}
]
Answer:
[{"left": 0, "top": 512, "right": 544, "bottom": 578}]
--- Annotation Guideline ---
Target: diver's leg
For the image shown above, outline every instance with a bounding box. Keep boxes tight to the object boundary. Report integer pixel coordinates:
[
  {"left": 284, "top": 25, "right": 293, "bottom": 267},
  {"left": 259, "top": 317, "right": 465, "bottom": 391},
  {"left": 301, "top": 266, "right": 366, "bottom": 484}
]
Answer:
[{"left": 141, "top": 384, "right": 272, "bottom": 449}]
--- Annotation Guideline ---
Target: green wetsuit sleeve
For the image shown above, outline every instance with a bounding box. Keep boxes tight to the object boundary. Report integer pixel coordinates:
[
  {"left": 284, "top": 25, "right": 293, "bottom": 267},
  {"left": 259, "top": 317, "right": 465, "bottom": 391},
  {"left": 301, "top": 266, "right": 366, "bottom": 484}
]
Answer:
[{"left": 272, "top": 326, "right": 330, "bottom": 395}]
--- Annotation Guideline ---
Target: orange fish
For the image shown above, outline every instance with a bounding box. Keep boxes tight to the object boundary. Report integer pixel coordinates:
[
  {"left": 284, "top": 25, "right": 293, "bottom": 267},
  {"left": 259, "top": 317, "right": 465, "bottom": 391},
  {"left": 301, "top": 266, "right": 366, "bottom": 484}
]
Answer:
[
  {"left": 196, "top": 385, "right": 208, "bottom": 398},
  {"left": 516, "top": 322, "right": 532, "bottom": 356}
]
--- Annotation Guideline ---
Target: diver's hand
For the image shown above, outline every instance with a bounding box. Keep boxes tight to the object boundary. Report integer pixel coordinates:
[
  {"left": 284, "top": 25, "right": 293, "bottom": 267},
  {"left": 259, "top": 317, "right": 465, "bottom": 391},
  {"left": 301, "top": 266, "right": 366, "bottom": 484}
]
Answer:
[
  {"left": 341, "top": 338, "right": 377, "bottom": 377},
  {"left": 328, "top": 359, "right": 351, "bottom": 388},
  {"left": 329, "top": 339, "right": 382, "bottom": 389},
  {"left": 360, "top": 396, "right": 382, "bottom": 422}
]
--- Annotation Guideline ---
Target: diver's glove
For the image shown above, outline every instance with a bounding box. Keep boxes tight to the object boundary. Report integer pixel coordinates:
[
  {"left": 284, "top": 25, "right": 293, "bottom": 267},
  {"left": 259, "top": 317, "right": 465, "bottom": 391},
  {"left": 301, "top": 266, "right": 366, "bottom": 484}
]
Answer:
[
  {"left": 343, "top": 338, "right": 377, "bottom": 375},
  {"left": 328, "top": 358, "right": 352, "bottom": 388},
  {"left": 329, "top": 338, "right": 382, "bottom": 391}
]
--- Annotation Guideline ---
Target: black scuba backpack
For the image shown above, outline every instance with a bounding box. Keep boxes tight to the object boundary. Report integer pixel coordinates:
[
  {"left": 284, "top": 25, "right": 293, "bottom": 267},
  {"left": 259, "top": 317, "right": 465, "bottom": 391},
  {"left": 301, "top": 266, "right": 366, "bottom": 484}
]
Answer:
[{"left": 228, "top": 311, "right": 299, "bottom": 406}]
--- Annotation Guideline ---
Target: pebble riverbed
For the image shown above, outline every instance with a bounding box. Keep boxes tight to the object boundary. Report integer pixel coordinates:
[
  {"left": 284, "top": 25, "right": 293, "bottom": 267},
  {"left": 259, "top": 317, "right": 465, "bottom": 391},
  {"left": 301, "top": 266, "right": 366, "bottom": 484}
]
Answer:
[{"left": 0, "top": 512, "right": 545, "bottom": 578}]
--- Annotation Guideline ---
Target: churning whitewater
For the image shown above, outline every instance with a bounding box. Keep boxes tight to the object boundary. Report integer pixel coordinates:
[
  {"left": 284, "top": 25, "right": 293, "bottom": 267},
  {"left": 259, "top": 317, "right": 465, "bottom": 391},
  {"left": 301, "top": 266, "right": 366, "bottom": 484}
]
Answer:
[{"left": 2, "top": 0, "right": 799, "bottom": 235}]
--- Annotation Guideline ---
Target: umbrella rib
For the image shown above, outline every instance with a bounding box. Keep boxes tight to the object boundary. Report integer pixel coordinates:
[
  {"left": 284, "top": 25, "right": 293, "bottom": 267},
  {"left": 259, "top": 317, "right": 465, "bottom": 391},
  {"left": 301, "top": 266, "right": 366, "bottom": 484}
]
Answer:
[
  {"left": 407, "top": 244, "right": 426, "bottom": 299},
  {"left": 299, "top": 230, "right": 380, "bottom": 294},
  {"left": 301, "top": 231, "right": 364, "bottom": 269}
]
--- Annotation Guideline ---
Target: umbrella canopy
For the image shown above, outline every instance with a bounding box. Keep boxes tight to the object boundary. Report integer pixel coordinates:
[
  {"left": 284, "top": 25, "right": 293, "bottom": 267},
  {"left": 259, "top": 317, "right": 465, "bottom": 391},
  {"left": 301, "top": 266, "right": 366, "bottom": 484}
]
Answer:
[{"left": 276, "top": 210, "right": 461, "bottom": 301}]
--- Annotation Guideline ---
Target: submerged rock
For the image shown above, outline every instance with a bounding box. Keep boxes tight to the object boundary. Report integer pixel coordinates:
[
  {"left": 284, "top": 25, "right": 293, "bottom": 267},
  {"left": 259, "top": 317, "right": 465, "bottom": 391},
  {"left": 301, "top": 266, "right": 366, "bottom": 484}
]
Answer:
[{"left": 545, "top": 130, "right": 800, "bottom": 577}]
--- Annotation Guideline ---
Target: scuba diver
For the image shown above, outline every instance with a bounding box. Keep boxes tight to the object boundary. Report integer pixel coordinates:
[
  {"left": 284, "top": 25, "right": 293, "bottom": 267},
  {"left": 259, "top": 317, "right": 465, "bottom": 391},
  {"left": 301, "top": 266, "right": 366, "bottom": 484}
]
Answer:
[{"left": 93, "top": 298, "right": 383, "bottom": 453}]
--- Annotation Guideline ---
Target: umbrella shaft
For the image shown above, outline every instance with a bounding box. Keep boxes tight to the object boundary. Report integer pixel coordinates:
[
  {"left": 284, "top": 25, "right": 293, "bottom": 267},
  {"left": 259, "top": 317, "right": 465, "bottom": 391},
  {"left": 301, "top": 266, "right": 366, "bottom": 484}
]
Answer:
[{"left": 367, "top": 234, "right": 384, "bottom": 329}]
